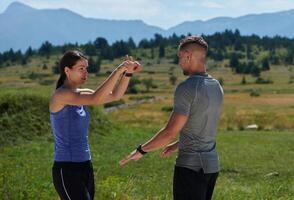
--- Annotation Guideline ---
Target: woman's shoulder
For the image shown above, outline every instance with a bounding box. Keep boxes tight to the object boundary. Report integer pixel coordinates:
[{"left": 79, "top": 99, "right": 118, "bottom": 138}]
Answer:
[
  {"left": 49, "top": 88, "right": 71, "bottom": 112},
  {"left": 52, "top": 87, "right": 75, "bottom": 99}
]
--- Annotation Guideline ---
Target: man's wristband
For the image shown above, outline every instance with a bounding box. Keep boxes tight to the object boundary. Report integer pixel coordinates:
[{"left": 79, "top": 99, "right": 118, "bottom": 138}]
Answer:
[
  {"left": 124, "top": 72, "right": 133, "bottom": 77},
  {"left": 137, "top": 144, "right": 147, "bottom": 155}
]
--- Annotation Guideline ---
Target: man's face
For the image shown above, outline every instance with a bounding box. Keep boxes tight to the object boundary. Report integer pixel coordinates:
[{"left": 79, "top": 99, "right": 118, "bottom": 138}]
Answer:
[{"left": 177, "top": 49, "right": 190, "bottom": 76}]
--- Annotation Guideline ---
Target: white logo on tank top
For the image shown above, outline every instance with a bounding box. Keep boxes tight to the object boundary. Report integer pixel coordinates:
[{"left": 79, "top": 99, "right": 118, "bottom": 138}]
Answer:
[{"left": 76, "top": 106, "right": 86, "bottom": 117}]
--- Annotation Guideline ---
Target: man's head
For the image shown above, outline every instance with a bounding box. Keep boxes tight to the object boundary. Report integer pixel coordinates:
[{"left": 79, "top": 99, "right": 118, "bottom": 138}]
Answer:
[{"left": 177, "top": 36, "right": 208, "bottom": 75}]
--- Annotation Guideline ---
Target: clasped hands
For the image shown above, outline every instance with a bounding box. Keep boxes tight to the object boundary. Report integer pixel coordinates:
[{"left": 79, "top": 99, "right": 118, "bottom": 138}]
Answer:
[{"left": 116, "top": 55, "right": 142, "bottom": 74}]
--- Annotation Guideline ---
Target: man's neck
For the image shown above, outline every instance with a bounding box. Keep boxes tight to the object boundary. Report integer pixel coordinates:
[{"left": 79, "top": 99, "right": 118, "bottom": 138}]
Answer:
[{"left": 188, "top": 63, "right": 206, "bottom": 76}]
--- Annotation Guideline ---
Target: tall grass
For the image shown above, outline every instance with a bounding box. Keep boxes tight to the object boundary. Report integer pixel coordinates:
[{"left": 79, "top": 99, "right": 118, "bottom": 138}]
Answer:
[
  {"left": 0, "top": 93, "right": 293, "bottom": 199},
  {"left": 1, "top": 126, "right": 293, "bottom": 199},
  {"left": 0, "top": 92, "right": 110, "bottom": 146}
]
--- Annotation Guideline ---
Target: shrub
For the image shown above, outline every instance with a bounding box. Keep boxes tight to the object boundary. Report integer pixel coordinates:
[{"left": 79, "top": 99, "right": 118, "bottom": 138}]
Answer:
[
  {"left": 250, "top": 89, "right": 260, "bottom": 97},
  {"left": 104, "top": 99, "right": 125, "bottom": 108},
  {"left": 0, "top": 93, "right": 51, "bottom": 146},
  {"left": 127, "top": 77, "right": 141, "bottom": 94},
  {"left": 129, "top": 95, "right": 154, "bottom": 101},
  {"left": 241, "top": 76, "right": 246, "bottom": 84},
  {"left": 218, "top": 77, "right": 224, "bottom": 86},
  {"left": 255, "top": 77, "right": 273, "bottom": 84},
  {"left": 161, "top": 106, "right": 173, "bottom": 112},
  {"left": 169, "top": 75, "right": 177, "bottom": 85},
  {"left": 39, "top": 79, "right": 54, "bottom": 85},
  {"left": 0, "top": 93, "right": 111, "bottom": 146}
]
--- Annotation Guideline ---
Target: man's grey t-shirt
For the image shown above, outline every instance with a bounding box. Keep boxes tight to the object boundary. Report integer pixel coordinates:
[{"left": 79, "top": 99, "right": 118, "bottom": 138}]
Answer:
[{"left": 173, "top": 74, "right": 223, "bottom": 173}]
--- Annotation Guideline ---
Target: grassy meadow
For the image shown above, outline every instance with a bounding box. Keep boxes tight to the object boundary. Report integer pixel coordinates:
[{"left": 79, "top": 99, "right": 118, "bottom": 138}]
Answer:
[{"left": 0, "top": 48, "right": 294, "bottom": 199}]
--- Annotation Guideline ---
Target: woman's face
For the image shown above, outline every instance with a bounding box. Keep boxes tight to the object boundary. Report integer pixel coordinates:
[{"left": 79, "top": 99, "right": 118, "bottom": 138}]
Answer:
[{"left": 65, "top": 59, "right": 88, "bottom": 86}]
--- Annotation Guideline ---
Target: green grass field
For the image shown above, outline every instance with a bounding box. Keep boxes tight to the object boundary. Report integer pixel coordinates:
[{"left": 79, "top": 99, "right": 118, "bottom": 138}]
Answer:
[
  {"left": 0, "top": 52, "right": 294, "bottom": 199},
  {"left": 1, "top": 124, "right": 293, "bottom": 199}
]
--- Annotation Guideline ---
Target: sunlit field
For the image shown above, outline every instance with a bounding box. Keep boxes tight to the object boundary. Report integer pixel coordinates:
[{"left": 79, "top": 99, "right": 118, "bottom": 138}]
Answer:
[{"left": 0, "top": 51, "right": 293, "bottom": 199}]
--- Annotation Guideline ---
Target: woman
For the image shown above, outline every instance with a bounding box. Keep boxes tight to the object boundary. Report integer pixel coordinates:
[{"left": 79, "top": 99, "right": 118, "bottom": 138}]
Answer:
[{"left": 49, "top": 50, "right": 141, "bottom": 200}]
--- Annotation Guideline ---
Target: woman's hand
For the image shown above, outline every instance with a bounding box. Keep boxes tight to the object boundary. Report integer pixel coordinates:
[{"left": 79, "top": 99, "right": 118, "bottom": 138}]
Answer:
[
  {"left": 115, "top": 61, "right": 129, "bottom": 74},
  {"left": 127, "top": 61, "right": 142, "bottom": 73},
  {"left": 124, "top": 55, "right": 142, "bottom": 74},
  {"left": 115, "top": 55, "right": 142, "bottom": 75}
]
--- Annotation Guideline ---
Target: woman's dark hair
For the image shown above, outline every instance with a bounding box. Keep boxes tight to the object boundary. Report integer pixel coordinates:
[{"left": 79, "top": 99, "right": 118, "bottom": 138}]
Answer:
[{"left": 56, "top": 50, "right": 87, "bottom": 89}]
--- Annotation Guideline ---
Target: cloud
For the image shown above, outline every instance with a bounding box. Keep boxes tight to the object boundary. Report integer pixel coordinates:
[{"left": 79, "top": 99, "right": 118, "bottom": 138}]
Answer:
[
  {"left": 87, "top": 0, "right": 163, "bottom": 18},
  {"left": 251, "top": 0, "right": 294, "bottom": 11},
  {"left": 1, "top": 0, "right": 294, "bottom": 29},
  {"left": 201, "top": 1, "right": 224, "bottom": 8}
]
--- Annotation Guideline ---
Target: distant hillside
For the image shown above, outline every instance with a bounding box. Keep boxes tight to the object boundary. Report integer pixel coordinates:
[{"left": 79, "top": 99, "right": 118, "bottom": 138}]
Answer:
[
  {"left": 0, "top": 2, "right": 164, "bottom": 52},
  {"left": 1, "top": 2, "right": 294, "bottom": 52},
  {"left": 166, "top": 10, "right": 294, "bottom": 37}
]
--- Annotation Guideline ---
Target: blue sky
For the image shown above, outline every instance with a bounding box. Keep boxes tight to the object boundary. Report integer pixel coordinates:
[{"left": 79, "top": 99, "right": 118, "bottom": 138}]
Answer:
[{"left": 1, "top": 0, "right": 294, "bottom": 29}]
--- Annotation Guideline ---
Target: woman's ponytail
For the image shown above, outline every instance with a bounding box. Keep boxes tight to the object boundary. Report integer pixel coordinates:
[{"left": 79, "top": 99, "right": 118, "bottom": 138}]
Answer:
[{"left": 56, "top": 73, "right": 66, "bottom": 89}]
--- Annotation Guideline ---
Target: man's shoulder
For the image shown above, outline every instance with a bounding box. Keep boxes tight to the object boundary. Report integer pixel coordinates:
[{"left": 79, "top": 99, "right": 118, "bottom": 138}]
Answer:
[
  {"left": 177, "top": 77, "right": 202, "bottom": 88},
  {"left": 175, "top": 78, "right": 198, "bottom": 96},
  {"left": 176, "top": 79, "right": 190, "bottom": 90}
]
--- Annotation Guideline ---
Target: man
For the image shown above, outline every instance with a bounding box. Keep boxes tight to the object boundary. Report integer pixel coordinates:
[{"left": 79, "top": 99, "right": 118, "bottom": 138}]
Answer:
[{"left": 120, "top": 36, "right": 224, "bottom": 200}]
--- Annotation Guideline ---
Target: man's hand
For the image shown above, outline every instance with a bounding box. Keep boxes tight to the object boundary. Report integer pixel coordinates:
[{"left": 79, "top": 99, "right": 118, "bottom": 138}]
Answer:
[
  {"left": 160, "top": 142, "right": 178, "bottom": 158},
  {"left": 119, "top": 149, "right": 143, "bottom": 166}
]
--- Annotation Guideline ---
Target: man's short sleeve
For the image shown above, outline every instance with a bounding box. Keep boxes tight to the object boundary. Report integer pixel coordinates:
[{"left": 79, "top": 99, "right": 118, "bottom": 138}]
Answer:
[{"left": 173, "top": 81, "right": 196, "bottom": 116}]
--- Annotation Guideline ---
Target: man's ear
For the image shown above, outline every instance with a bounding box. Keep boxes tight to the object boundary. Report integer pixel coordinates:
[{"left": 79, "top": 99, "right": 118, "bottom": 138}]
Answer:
[{"left": 187, "top": 52, "right": 192, "bottom": 62}]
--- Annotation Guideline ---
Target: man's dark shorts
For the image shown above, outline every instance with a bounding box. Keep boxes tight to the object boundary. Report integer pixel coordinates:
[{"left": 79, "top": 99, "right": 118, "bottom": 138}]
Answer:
[{"left": 173, "top": 166, "right": 218, "bottom": 200}]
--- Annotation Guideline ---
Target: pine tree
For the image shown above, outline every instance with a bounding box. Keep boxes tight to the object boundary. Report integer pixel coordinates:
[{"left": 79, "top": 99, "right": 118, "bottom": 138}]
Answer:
[
  {"left": 159, "top": 44, "right": 165, "bottom": 58},
  {"left": 261, "top": 58, "right": 270, "bottom": 71},
  {"left": 39, "top": 41, "right": 53, "bottom": 59},
  {"left": 88, "top": 57, "right": 101, "bottom": 74}
]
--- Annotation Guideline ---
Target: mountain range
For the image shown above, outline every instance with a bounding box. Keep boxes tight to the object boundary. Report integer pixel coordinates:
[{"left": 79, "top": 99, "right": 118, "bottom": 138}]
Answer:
[{"left": 1, "top": 1, "right": 294, "bottom": 52}]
